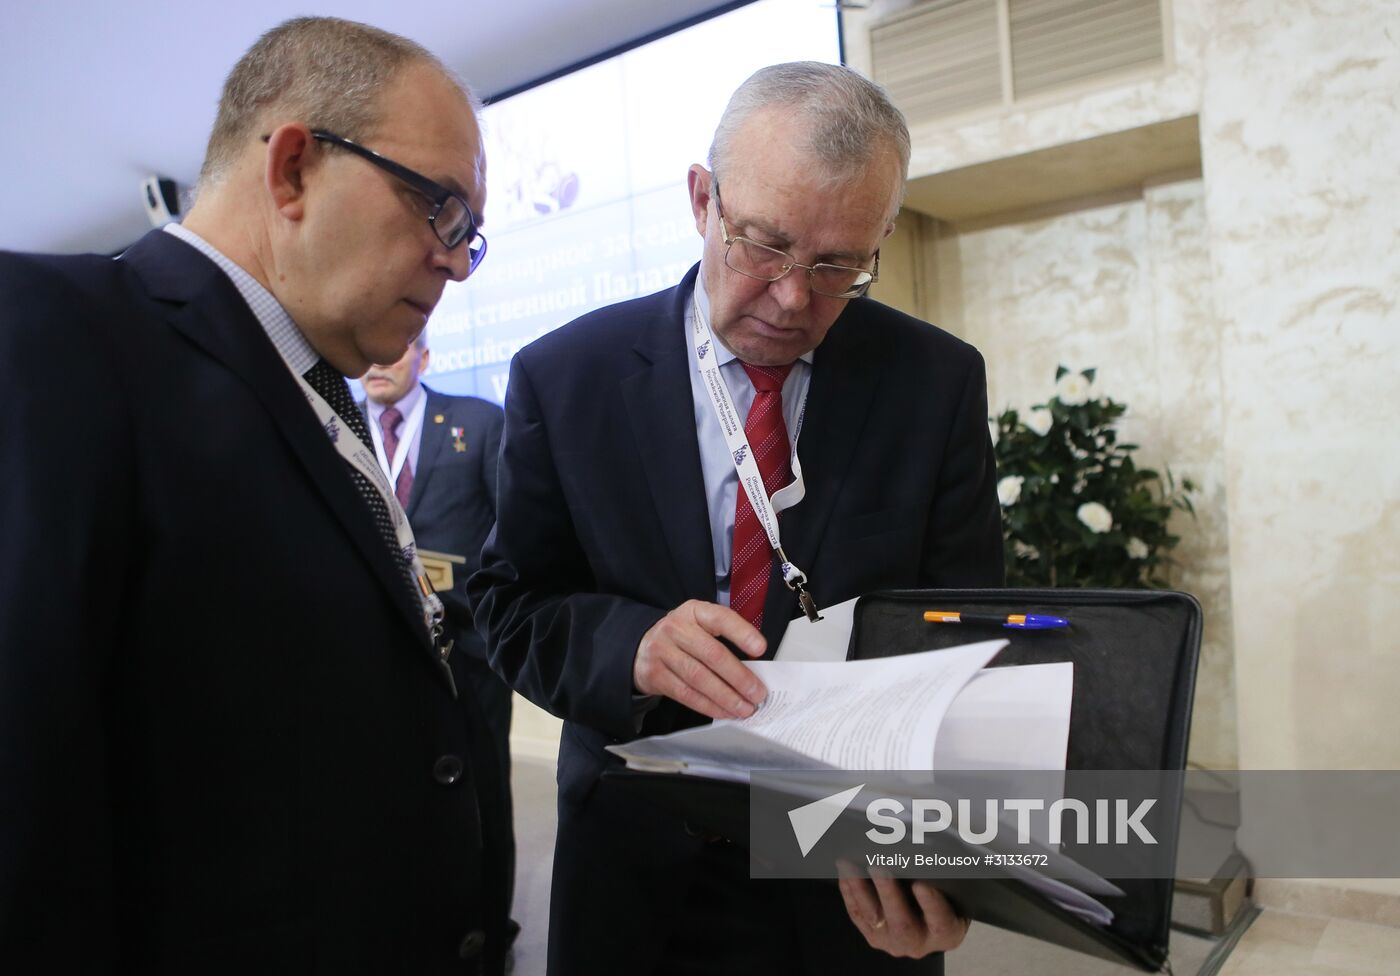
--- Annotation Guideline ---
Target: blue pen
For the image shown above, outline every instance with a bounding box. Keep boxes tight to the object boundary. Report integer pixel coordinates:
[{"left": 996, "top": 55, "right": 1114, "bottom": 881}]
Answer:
[{"left": 923, "top": 610, "right": 1070, "bottom": 630}]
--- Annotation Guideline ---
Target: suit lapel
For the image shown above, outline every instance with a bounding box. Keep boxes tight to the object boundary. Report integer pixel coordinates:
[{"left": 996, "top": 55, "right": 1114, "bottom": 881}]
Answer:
[
  {"left": 406, "top": 388, "right": 449, "bottom": 521},
  {"left": 122, "top": 231, "right": 434, "bottom": 654},
  {"left": 618, "top": 273, "right": 715, "bottom": 602}
]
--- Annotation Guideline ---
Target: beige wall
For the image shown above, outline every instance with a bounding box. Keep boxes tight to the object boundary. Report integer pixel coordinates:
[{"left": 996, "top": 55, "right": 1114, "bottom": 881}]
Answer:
[
  {"left": 1197, "top": 0, "right": 1400, "bottom": 773},
  {"left": 896, "top": 178, "right": 1238, "bottom": 769}
]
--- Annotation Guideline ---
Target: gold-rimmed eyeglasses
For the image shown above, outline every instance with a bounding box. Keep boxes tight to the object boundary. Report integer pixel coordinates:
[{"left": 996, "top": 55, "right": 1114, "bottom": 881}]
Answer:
[{"left": 712, "top": 181, "right": 878, "bottom": 299}]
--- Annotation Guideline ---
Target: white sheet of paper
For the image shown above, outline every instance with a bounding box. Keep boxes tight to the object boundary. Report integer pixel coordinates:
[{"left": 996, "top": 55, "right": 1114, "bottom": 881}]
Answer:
[
  {"left": 607, "top": 640, "right": 1007, "bottom": 776},
  {"left": 934, "top": 662, "right": 1075, "bottom": 771},
  {"left": 773, "top": 596, "right": 858, "bottom": 662}
]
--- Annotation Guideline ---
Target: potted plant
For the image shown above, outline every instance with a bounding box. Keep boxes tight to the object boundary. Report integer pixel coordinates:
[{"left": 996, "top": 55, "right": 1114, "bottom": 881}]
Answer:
[{"left": 991, "top": 367, "right": 1196, "bottom": 588}]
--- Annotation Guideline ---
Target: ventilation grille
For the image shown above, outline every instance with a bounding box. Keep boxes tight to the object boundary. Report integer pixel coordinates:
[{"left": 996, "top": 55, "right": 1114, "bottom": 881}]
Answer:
[
  {"left": 871, "top": 0, "right": 1003, "bottom": 120},
  {"left": 870, "top": 0, "right": 1165, "bottom": 125},
  {"left": 1010, "top": 0, "right": 1164, "bottom": 98}
]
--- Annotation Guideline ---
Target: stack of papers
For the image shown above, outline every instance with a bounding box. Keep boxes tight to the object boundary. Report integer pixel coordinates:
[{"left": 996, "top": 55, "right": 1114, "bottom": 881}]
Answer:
[{"left": 607, "top": 597, "right": 1118, "bottom": 926}]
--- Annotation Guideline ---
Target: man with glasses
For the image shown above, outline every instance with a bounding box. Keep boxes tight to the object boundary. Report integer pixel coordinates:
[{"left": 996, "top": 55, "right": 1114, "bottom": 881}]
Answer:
[
  {"left": 470, "top": 62, "right": 1003, "bottom": 974},
  {"left": 0, "top": 17, "right": 507, "bottom": 973}
]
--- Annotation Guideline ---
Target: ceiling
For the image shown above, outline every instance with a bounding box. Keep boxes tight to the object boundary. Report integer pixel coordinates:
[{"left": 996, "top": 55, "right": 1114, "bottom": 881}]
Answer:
[{"left": 0, "top": 0, "right": 734, "bottom": 255}]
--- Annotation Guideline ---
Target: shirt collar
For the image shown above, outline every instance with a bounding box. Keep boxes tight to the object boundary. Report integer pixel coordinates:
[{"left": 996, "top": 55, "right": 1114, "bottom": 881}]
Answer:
[{"left": 163, "top": 223, "right": 320, "bottom": 377}]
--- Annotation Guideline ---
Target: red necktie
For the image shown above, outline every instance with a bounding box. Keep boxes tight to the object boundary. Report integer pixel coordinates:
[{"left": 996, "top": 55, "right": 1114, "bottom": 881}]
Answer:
[
  {"left": 729, "top": 362, "right": 795, "bottom": 630},
  {"left": 378, "top": 406, "right": 414, "bottom": 509}
]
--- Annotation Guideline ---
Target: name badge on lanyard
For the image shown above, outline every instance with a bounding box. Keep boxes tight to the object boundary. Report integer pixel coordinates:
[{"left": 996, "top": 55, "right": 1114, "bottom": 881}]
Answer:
[
  {"left": 291, "top": 372, "right": 458, "bottom": 695},
  {"left": 691, "top": 293, "right": 822, "bottom": 623}
]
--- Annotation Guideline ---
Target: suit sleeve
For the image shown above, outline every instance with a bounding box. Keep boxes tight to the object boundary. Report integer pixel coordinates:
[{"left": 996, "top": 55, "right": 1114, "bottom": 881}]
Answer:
[
  {"left": 0, "top": 256, "right": 129, "bottom": 967},
  {"left": 921, "top": 348, "right": 1005, "bottom": 587},
  {"left": 467, "top": 355, "right": 665, "bottom": 741}
]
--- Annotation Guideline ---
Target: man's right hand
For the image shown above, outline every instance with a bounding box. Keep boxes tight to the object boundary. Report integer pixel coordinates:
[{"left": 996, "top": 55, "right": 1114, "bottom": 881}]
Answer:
[{"left": 633, "top": 600, "right": 768, "bottom": 720}]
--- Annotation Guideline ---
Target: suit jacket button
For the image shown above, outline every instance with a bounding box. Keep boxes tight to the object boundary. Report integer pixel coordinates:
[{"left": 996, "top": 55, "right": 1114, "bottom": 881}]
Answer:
[
  {"left": 432, "top": 754, "right": 463, "bottom": 786},
  {"left": 458, "top": 928, "right": 486, "bottom": 959}
]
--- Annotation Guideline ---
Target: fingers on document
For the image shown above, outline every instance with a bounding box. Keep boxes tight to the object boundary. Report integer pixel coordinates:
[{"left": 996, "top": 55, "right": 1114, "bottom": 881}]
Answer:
[
  {"left": 690, "top": 601, "right": 767, "bottom": 658},
  {"left": 634, "top": 601, "right": 767, "bottom": 720}
]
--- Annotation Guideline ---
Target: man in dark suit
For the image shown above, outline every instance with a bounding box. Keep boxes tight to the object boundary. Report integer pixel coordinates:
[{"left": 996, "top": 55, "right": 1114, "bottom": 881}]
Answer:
[
  {"left": 468, "top": 62, "right": 1003, "bottom": 974},
  {"left": 0, "top": 17, "right": 508, "bottom": 974},
  {"left": 360, "top": 338, "right": 515, "bottom": 940}
]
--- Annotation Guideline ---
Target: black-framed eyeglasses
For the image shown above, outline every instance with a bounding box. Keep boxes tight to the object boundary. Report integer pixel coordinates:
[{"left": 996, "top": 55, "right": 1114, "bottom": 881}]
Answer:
[
  {"left": 310, "top": 130, "right": 487, "bottom": 273},
  {"left": 712, "top": 181, "right": 878, "bottom": 299}
]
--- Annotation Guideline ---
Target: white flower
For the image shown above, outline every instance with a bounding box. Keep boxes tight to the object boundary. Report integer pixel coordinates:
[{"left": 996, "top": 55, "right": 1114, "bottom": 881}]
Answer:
[
  {"left": 1072, "top": 479, "right": 1086, "bottom": 495},
  {"left": 1055, "top": 372, "right": 1092, "bottom": 406},
  {"left": 1077, "top": 501, "right": 1113, "bottom": 533},
  {"left": 1025, "top": 407, "right": 1053, "bottom": 436},
  {"left": 1013, "top": 540, "right": 1041, "bottom": 560},
  {"left": 997, "top": 475, "right": 1024, "bottom": 507},
  {"left": 1049, "top": 474, "right": 1060, "bottom": 484},
  {"left": 1126, "top": 537, "right": 1149, "bottom": 559}
]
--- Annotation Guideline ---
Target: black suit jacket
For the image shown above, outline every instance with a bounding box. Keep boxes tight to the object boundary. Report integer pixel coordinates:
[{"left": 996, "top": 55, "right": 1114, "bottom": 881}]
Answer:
[
  {"left": 0, "top": 231, "right": 505, "bottom": 974},
  {"left": 468, "top": 264, "right": 1003, "bottom": 973}
]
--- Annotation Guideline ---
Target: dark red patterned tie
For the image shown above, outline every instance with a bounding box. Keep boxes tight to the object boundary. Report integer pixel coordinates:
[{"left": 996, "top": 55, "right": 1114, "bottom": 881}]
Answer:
[
  {"left": 729, "top": 362, "right": 795, "bottom": 630},
  {"left": 378, "top": 406, "right": 414, "bottom": 509}
]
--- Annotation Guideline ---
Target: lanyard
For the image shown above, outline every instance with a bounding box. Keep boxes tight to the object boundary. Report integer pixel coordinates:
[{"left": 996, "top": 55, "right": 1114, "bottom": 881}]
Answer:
[
  {"left": 367, "top": 390, "right": 427, "bottom": 492},
  {"left": 691, "top": 293, "right": 822, "bottom": 623},
  {"left": 290, "top": 372, "right": 450, "bottom": 653}
]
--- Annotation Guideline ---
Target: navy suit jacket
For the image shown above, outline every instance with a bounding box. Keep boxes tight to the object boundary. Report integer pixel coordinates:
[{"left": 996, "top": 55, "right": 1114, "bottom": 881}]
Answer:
[
  {"left": 375, "top": 388, "right": 503, "bottom": 661},
  {"left": 469, "top": 264, "right": 1003, "bottom": 973},
  {"left": 0, "top": 231, "right": 504, "bottom": 974}
]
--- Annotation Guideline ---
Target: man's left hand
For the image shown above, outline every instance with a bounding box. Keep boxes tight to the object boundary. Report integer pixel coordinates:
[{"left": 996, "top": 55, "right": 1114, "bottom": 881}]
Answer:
[{"left": 837, "top": 863, "right": 970, "bottom": 959}]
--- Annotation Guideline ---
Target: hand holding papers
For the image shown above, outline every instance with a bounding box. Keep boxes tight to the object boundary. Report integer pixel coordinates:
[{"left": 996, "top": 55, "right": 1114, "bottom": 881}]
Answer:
[
  {"left": 631, "top": 599, "right": 768, "bottom": 721},
  {"left": 608, "top": 604, "right": 1118, "bottom": 931},
  {"left": 609, "top": 639, "right": 1080, "bottom": 780}
]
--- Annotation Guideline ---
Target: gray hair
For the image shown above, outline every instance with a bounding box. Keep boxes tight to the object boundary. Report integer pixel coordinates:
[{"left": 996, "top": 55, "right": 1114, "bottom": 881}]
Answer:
[
  {"left": 200, "top": 17, "right": 475, "bottom": 184},
  {"left": 708, "top": 61, "right": 910, "bottom": 193}
]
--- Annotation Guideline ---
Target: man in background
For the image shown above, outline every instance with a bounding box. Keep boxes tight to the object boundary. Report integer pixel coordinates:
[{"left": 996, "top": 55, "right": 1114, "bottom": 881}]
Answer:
[
  {"left": 0, "top": 16, "right": 508, "bottom": 973},
  {"left": 361, "top": 337, "right": 516, "bottom": 944},
  {"left": 469, "top": 62, "right": 1003, "bottom": 974}
]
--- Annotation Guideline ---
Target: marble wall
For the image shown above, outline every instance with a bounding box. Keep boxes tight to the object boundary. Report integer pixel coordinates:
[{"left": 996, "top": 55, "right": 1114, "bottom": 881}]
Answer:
[
  {"left": 1197, "top": 0, "right": 1400, "bottom": 770},
  {"left": 907, "top": 178, "right": 1239, "bottom": 768}
]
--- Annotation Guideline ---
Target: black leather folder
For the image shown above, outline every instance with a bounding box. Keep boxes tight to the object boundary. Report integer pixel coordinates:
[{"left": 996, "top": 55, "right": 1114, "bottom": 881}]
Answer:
[{"left": 603, "top": 587, "right": 1203, "bottom": 972}]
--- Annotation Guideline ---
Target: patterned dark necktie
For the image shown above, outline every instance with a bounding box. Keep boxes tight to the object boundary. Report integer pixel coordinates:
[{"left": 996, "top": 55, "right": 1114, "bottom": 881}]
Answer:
[
  {"left": 729, "top": 361, "right": 795, "bottom": 630},
  {"left": 302, "top": 359, "right": 422, "bottom": 615}
]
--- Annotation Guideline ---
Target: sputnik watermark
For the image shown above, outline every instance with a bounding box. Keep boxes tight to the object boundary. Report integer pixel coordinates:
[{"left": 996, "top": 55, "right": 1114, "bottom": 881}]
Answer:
[
  {"left": 788, "top": 788, "right": 1155, "bottom": 857},
  {"left": 864, "top": 797, "right": 1157, "bottom": 846}
]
